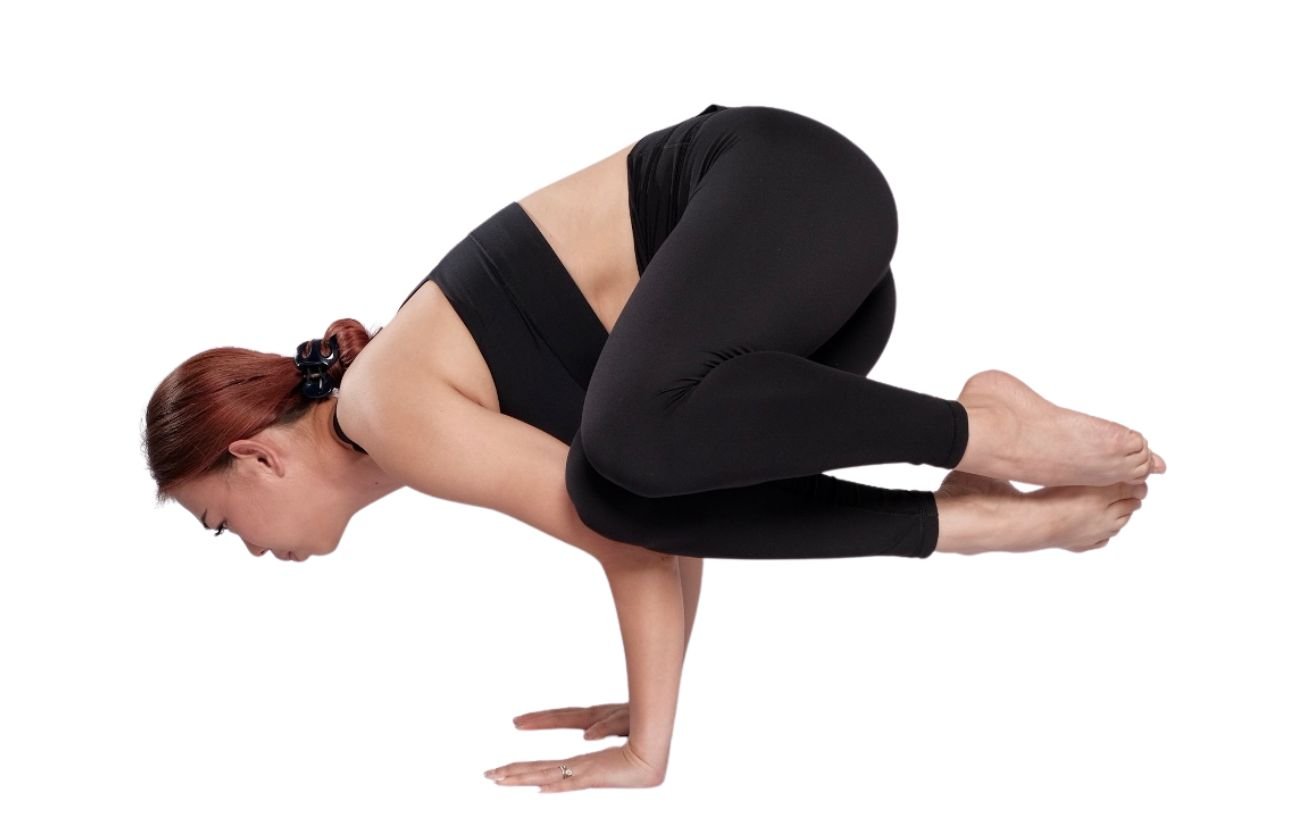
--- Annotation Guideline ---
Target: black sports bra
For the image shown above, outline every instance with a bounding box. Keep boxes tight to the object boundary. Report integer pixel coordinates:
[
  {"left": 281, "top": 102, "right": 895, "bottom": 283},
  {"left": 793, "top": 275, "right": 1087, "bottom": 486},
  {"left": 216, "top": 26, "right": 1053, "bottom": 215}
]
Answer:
[
  {"left": 385, "top": 201, "right": 607, "bottom": 443},
  {"left": 365, "top": 103, "right": 732, "bottom": 445}
]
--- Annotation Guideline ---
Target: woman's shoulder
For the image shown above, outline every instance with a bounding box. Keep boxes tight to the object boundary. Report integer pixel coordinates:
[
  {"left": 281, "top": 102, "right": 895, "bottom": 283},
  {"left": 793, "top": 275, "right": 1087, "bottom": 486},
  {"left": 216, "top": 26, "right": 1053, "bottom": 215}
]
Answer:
[{"left": 340, "top": 281, "right": 502, "bottom": 447}]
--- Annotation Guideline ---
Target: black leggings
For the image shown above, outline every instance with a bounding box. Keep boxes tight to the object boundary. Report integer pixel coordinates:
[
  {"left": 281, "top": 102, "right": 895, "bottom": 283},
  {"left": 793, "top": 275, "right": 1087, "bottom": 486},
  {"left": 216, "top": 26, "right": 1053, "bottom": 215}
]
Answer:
[{"left": 564, "top": 105, "right": 969, "bottom": 559}]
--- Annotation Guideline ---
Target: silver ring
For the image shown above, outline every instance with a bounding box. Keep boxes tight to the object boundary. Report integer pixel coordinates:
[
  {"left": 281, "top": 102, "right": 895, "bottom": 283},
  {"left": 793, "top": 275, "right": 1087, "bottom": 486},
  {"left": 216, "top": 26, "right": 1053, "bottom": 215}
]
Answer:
[{"left": 558, "top": 764, "right": 573, "bottom": 778}]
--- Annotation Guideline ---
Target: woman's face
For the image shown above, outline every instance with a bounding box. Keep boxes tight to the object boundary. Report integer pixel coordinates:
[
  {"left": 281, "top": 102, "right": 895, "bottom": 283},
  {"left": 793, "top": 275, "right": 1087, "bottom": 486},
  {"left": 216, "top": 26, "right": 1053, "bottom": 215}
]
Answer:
[{"left": 171, "top": 436, "right": 347, "bottom": 562}]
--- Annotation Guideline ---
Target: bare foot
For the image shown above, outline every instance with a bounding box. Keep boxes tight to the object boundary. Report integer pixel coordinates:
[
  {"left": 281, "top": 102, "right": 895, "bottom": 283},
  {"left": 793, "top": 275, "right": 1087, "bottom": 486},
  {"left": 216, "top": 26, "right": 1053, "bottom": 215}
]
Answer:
[
  {"left": 953, "top": 369, "right": 1167, "bottom": 487},
  {"left": 936, "top": 468, "right": 1023, "bottom": 501},
  {"left": 935, "top": 472, "right": 1148, "bottom": 555}
]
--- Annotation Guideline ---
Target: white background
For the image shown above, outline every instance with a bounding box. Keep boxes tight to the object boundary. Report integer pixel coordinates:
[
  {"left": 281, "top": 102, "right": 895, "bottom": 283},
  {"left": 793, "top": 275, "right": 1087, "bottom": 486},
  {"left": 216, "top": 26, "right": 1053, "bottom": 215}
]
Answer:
[{"left": 3, "top": 0, "right": 1295, "bottom": 814}]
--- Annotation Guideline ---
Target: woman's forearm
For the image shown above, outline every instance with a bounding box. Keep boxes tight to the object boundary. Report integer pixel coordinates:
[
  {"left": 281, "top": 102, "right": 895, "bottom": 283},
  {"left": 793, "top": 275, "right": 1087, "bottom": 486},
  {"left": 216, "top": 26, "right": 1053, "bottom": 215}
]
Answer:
[
  {"left": 601, "top": 552, "right": 685, "bottom": 777},
  {"left": 678, "top": 556, "right": 703, "bottom": 656}
]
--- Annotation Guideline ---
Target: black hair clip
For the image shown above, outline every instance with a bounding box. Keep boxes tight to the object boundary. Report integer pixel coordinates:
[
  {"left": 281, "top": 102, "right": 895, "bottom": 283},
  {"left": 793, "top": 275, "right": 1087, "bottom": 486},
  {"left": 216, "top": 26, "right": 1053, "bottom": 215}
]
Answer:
[{"left": 294, "top": 335, "right": 340, "bottom": 399}]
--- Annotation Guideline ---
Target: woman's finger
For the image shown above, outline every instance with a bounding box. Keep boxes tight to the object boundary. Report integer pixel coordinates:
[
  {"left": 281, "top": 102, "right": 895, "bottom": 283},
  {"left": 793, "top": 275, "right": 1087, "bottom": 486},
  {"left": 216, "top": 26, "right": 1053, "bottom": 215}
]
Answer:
[
  {"left": 513, "top": 707, "right": 594, "bottom": 730},
  {"left": 539, "top": 776, "right": 586, "bottom": 793},
  {"left": 583, "top": 715, "right": 626, "bottom": 740},
  {"left": 514, "top": 702, "right": 627, "bottom": 731},
  {"left": 495, "top": 764, "right": 573, "bottom": 787}
]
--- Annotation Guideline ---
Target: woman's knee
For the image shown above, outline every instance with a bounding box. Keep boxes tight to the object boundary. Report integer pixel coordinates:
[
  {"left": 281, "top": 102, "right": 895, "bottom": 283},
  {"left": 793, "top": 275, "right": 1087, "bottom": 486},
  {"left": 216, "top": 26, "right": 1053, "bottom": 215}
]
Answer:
[
  {"left": 566, "top": 432, "right": 624, "bottom": 540},
  {"left": 581, "top": 351, "right": 772, "bottom": 498},
  {"left": 577, "top": 357, "right": 679, "bottom": 496},
  {"left": 565, "top": 430, "right": 665, "bottom": 542},
  {"left": 576, "top": 402, "right": 676, "bottom": 498}
]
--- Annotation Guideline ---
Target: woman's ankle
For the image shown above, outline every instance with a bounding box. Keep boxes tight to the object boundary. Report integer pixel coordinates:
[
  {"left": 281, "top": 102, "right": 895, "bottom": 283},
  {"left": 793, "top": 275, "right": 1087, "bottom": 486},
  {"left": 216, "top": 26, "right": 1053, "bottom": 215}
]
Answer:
[
  {"left": 934, "top": 491, "right": 999, "bottom": 555},
  {"left": 932, "top": 477, "right": 1046, "bottom": 556},
  {"left": 951, "top": 401, "right": 1012, "bottom": 479}
]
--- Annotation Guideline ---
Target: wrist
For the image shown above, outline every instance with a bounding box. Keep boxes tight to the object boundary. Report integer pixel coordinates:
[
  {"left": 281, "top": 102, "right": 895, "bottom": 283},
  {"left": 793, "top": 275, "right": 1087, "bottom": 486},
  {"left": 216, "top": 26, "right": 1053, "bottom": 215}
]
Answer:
[{"left": 624, "top": 739, "right": 668, "bottom": 783}]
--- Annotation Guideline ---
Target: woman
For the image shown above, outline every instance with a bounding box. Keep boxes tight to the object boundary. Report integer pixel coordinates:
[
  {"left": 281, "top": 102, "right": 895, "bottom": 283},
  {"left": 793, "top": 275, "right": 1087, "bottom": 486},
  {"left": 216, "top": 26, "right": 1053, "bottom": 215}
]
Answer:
[{"left": 143, "top": 103, "right": 1165, "bottom": 792}]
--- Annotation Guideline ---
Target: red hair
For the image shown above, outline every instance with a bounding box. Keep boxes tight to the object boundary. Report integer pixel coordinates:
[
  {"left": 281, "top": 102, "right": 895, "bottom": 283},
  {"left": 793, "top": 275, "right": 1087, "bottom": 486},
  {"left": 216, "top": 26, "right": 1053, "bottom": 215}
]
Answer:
[{"left": 143, "top": 318, "right": 378, "bottom": 504}]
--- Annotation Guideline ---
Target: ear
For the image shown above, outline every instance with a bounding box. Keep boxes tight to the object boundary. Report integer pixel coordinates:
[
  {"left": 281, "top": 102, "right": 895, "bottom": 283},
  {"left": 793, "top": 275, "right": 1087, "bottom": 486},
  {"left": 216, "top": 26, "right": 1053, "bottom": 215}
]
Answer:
[{"left": 228, "top": 438, "right": 287, "bottom": 477}]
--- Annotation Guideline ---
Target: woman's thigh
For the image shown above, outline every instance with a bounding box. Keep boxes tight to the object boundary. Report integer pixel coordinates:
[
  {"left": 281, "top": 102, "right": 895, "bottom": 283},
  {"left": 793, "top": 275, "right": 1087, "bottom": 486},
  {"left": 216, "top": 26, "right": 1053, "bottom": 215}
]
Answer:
[
  {"left": 808, "top": 265, "right": 896, "bottom": 377},
  {"left": 585, "top": 105, "right": 899, "bottom": 422}
]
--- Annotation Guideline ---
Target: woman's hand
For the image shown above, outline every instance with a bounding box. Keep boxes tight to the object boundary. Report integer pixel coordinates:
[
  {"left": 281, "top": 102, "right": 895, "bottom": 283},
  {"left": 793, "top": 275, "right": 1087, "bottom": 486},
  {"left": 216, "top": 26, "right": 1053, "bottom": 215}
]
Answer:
[
  {"left": 483, "top": 742, "right": 664, "bottom": 792},
  {"left": 512, "top": 702, "right": 629, "bottom": 741}
]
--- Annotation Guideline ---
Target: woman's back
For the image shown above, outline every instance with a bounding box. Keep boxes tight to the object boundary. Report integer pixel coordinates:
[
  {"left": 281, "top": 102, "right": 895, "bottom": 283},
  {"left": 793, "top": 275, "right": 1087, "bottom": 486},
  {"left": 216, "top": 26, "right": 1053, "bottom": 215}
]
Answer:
[
  {"left": 337, "top": 140, "right": 640, "bottom": 439},
  {"left": 339, "top": 104, "right": 736, "bottom": 452}
]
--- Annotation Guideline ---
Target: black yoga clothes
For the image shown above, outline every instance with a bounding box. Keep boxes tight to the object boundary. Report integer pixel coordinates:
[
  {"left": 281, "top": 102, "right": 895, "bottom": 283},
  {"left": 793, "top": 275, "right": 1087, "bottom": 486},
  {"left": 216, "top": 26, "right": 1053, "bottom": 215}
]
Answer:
[{"left": 394, "top": 103, "right": 969, "bottom": 559}]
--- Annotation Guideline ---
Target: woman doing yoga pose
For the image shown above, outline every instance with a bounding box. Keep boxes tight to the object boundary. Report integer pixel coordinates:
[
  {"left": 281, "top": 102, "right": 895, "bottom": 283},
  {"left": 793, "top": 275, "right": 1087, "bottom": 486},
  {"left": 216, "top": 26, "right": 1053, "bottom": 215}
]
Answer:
[{"left": 143, "top": 103, "right": 1165, "bottom": 792}]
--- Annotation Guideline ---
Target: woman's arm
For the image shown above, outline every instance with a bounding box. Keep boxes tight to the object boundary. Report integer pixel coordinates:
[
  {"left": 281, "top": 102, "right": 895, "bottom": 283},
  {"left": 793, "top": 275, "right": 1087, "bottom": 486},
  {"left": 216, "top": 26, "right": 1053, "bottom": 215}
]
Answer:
[
  {"left": 600, "top": 548, "right": 686, "bottom": 779},
  {"left": 357, "top": 382, "right": 694, "bottom": 780},
  {"left": 678, "top": 556, "right": 703, "bottom": 656}
]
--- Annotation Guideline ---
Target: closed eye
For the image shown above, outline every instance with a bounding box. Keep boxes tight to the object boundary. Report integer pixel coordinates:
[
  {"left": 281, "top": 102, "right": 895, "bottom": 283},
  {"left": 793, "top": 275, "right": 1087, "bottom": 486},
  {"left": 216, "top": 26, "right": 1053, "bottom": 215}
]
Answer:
[{"left": 213, "top": 522, "right": 227, "bottom": 536}]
